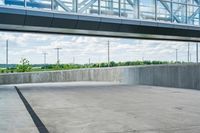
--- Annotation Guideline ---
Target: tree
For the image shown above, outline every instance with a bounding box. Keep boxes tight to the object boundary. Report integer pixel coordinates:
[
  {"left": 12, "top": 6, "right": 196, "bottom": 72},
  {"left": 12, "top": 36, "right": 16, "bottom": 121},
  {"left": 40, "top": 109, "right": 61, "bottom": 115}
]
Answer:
[
  {"left": 16, "top": 58, "right": 32, "bottom": 72},
  {"left": 110, "top": 61, "right": 117, "bottom": 67}
]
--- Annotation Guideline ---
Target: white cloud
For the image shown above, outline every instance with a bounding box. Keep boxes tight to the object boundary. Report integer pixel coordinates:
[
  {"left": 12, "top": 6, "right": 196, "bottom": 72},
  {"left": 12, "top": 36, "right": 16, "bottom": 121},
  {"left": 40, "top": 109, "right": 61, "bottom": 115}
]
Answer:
[{"left": 0, "top": 31, "right": 198, "bottom": 64}]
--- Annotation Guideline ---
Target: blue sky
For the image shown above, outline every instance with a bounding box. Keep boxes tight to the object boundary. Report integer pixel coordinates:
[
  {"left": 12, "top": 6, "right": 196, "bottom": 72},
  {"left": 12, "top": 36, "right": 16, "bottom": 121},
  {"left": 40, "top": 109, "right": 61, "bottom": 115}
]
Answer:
[{"left": 0, "top": 31, "right": 197, "bottom": 64}]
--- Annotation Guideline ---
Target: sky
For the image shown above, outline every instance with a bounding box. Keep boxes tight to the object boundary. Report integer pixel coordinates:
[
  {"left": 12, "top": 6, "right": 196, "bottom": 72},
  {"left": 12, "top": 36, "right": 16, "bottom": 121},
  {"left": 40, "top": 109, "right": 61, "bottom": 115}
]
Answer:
[{"left": 0, "top": 31, "right": 198, "bottom": 64}]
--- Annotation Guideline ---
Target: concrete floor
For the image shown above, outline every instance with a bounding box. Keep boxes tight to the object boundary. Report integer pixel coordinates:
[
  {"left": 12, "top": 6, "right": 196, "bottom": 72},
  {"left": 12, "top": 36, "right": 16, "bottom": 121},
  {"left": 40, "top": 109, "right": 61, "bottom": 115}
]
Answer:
[
  {"left": 1, "top": 82, "right": 200, "bottom": 133},
  {"left": 0, "top": 86, "right": 38, "bottom": 133}
]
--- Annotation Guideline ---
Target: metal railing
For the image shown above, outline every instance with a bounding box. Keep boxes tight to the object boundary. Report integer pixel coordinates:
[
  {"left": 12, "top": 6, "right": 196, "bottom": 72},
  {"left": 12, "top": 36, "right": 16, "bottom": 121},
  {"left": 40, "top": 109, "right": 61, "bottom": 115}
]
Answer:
[{"left": 0, "top": 0, "right": 200, "bottom": 26}]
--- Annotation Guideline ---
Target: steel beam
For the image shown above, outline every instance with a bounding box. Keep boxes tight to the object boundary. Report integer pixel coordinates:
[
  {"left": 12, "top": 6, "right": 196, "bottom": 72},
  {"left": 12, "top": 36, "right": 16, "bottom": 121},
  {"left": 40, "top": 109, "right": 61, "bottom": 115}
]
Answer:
[
  {"left": 79, "top": 0, "right": 97, "bottom": 13},
  {"left": 126, "top": 0, "right": 134, "bottom": 7},
  {"left": 158, "top": 0, "right": 181, "bottom": 23},
  {"left": 78, "top": 0, "right": 89, "bottom": 8},
  {"left": 188, "top": 0, "right": 200, "bottom": 22},
  {"left": 54, "top": 0, "right": 72, "bottom": 12}
]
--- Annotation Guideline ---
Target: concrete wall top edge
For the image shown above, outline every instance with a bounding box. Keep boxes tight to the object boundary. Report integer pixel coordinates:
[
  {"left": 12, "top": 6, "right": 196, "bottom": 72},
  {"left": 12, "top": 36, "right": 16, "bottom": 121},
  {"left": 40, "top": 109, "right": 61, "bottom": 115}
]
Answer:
[{"left": 0, "top": 64, "right": 197, "bottom": 76}]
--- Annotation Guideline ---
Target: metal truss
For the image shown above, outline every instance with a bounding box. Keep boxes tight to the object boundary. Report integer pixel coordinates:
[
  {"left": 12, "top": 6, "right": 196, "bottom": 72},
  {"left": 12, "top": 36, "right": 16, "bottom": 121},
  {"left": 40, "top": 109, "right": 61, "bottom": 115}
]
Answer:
[{"left": 1, "top": 0, "right": 200, "bottom": 26}]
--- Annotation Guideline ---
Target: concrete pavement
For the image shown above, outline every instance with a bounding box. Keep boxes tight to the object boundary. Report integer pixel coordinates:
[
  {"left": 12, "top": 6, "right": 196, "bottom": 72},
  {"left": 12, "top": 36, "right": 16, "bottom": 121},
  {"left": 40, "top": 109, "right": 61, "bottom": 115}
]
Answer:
[
  {"left": 1, "top": 82, "right": 200, "bottom": 133},
  {"left": 0, "top": 86, "right": 38, "bottom": 133}
]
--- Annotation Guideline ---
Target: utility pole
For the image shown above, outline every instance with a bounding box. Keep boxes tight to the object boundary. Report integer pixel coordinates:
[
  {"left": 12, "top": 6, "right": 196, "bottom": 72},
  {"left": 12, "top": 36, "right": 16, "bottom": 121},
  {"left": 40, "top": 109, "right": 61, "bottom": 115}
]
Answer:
[
  {"left": 73, "top": 57, "right": 75, "bottom": 64},
  {"left": 88, "top": 58, "right": 90, "bottom": 68},
  {"left": 196, "top": 42, "right": 199, "bottom": 63},
  {"left": 54, "top": 47, "right": 62, "bottom": 64},
  {"left": 6, "top": 40, "right": 8, "bottom": 69},
  {"left": 176, "top": 49, "right": 178, "bottom": 63},
  {"left": 98, "top": 57, "right": 101, "bottom": 68},
  {"left": 42, "top": 52, "right": 47, "bottom": 67},
  {"left": 188, "top": 42, "right": 190, "bottom": 63},
  {"left": 107, "top": 40, "right": 110, "bottom": 67}
]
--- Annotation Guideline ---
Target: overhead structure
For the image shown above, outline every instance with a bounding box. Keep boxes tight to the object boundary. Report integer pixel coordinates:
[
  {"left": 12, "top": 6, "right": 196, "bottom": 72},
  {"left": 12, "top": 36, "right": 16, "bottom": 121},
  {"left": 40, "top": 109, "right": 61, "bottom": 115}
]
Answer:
[{"left": 0, "top": 0, "right": 200, "bottom": 41}]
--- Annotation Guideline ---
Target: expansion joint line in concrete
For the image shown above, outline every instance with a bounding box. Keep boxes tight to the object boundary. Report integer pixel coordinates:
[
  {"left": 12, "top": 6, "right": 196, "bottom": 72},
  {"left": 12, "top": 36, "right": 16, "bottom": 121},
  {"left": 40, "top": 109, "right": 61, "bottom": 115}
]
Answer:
[{"left": 14, "top": 86, "right": 49, "bottom": 133}]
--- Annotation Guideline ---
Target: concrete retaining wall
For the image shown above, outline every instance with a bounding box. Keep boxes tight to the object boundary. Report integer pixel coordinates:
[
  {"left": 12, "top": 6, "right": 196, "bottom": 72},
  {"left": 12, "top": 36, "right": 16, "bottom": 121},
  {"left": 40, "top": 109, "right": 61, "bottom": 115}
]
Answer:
[
  {"left": 139, "top": 64, "right": 200, "bottom": 89},
  {"left": 0, "top": 64, "right": 200, "bottom": 89},
  {"left": 0, "top": 67, "right": 140, "bottom": 85}
]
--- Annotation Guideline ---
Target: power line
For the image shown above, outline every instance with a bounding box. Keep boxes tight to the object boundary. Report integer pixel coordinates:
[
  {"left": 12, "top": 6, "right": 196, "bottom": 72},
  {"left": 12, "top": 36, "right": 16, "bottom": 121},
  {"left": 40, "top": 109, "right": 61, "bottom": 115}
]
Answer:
[{"left": 95, "top": 40, "right": 112, "bottom": 67}]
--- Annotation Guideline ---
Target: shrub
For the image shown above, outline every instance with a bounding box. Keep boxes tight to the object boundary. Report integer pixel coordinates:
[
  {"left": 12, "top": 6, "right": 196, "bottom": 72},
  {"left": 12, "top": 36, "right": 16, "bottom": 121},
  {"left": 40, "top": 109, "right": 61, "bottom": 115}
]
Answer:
[{"left": 16, "top": 58, "right": 32, "bottom": 72}]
